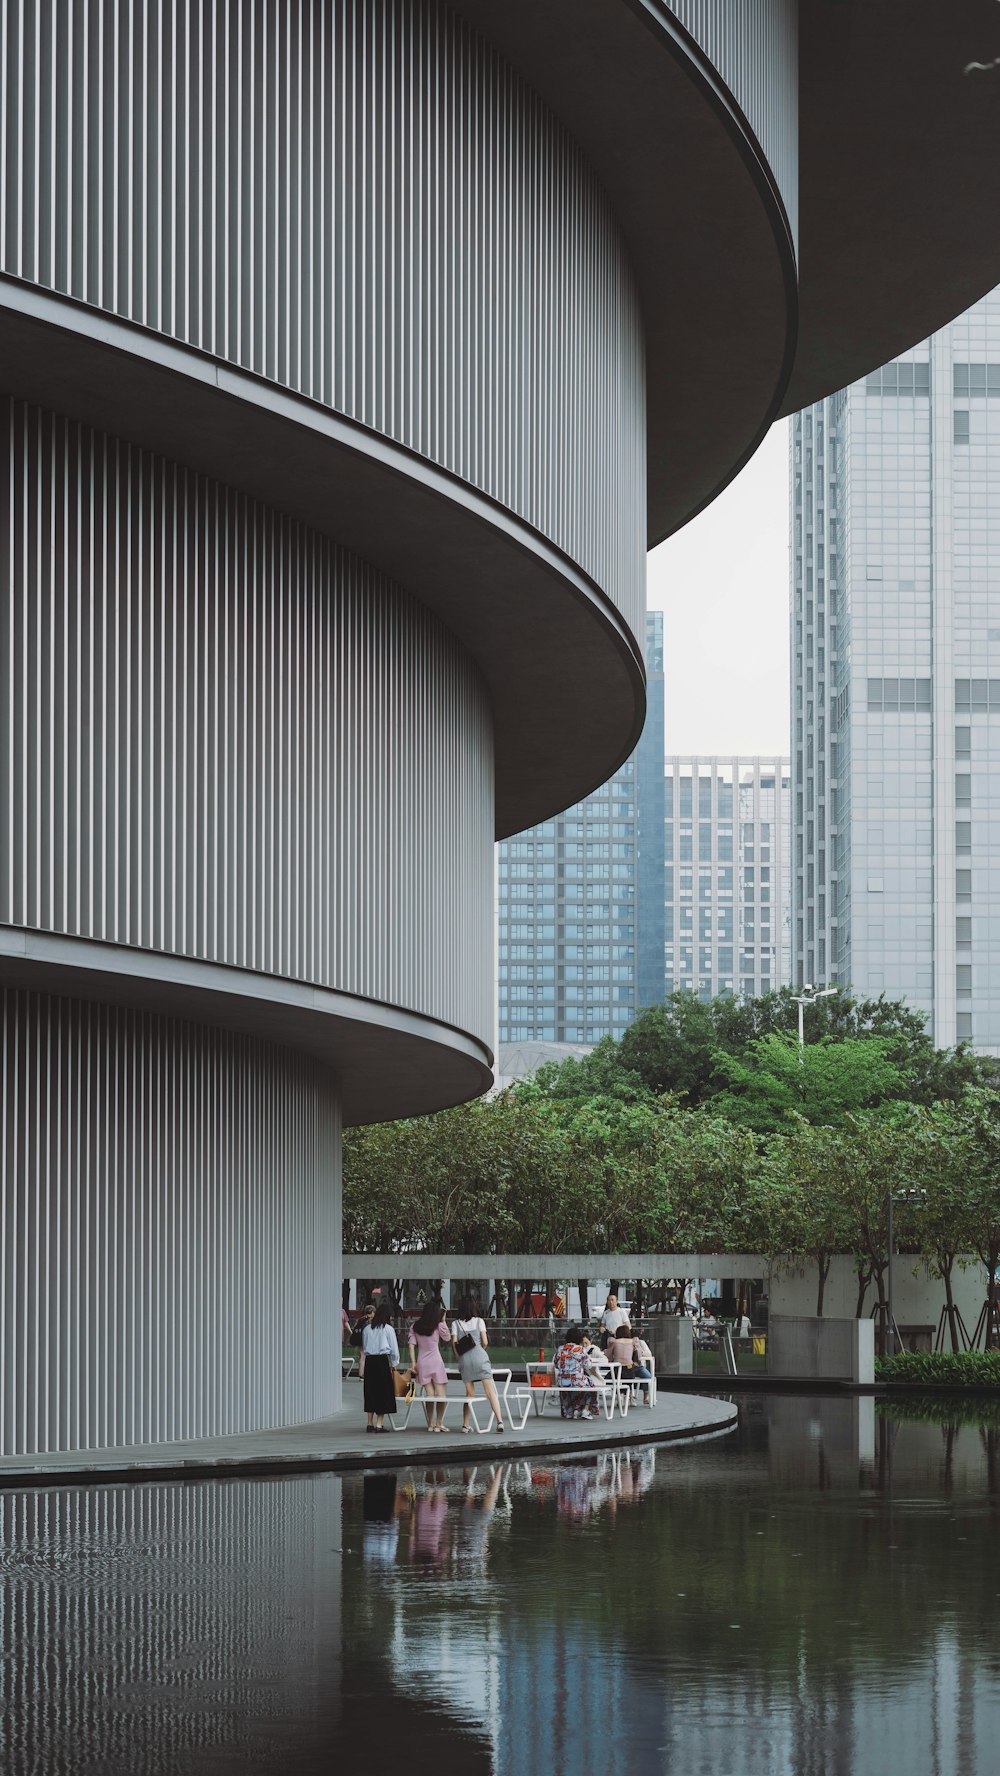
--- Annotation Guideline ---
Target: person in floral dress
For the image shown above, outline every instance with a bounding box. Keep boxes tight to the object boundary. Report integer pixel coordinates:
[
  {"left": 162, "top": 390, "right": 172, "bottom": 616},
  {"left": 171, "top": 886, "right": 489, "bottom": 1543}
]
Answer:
[{"left": 554, "top": 1328, "right": 599, "bottom": 1420}]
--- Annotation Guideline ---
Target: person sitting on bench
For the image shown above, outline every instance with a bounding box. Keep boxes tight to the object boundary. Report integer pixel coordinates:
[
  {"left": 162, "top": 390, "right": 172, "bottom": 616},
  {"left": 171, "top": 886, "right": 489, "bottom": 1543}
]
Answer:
[
  {"left": 606, "top": 1322, "right": 654, "bottom": 1404},
  {"left": 554, "top": 1326, "right": 599, "bottom": 1421}
]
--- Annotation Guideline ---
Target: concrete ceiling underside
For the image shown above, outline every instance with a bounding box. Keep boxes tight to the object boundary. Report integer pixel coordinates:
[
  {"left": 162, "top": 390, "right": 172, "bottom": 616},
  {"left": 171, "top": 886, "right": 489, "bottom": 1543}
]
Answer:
[{"left": 457, "top": 0, "right": 1000, "bottom": 544}]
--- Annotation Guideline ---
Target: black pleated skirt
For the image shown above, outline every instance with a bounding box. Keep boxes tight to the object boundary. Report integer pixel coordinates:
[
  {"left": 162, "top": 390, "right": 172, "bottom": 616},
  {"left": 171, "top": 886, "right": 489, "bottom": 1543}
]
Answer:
[{"left": 362, "top": 1352, "right": 397, "bottom": 1415}]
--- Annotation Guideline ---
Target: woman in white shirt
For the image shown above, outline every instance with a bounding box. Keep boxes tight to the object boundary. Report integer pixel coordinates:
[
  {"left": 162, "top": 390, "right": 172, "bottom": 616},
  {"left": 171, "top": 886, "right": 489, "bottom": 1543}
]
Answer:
[
  {"left": 361, "top": 1303, "right": 400, "bottom": 1431},
  {"left": 450, "top": 1293, "right": 505, "bottom": 1433}
]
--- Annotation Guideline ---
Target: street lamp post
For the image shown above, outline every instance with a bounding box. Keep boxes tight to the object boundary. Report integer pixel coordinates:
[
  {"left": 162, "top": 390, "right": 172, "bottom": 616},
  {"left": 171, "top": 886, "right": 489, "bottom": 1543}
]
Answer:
[
  {"left": 791, "top": 983, "right": 837, "bottom": 1049},
  {"left": 886, "top": 1187, "right": 928, "bottom": 1357}
]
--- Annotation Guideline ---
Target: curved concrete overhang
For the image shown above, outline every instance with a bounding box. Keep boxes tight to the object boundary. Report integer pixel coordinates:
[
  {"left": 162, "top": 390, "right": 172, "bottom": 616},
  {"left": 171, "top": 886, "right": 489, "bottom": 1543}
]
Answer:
[
  {"left": 784, "top": 0, "right": 1000, "bottom": 412},
  {"left": 450, "top": 0, "right": 799, "bottom": 548},
  {"left": 454, "top": 2, "right": 1000, "bottom": 531},
  {"left": 0, "top": 928, "right": 493, "bottom": 1129},
  {"left": 0, "top": 278, "right": 644, "bottom": 841}
]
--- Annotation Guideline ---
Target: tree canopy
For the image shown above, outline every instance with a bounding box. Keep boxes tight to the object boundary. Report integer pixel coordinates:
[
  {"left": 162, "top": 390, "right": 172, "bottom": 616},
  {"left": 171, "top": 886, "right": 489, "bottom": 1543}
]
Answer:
[
  {"left": 342, "top": 991, "right": 1000, "bottom": 1351},
  {"left": 526, "top": 988, "right": 993, "bottom": 1110}
]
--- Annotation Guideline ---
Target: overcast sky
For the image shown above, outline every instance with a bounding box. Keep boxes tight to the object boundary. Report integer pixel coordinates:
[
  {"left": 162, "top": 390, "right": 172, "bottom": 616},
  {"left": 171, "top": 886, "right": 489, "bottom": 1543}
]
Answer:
[{"left": 647, "top": 417, "right": 790, "bottom": 759}]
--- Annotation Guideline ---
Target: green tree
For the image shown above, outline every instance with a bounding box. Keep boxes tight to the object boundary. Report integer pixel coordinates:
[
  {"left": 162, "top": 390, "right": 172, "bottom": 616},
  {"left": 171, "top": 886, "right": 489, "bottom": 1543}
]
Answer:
[
  {"left": 948, "top": 1089, "right": 1000, "bottom": 1348},
  {"left": 910, "top": 1106, "right": 978, "bottom": 1351},
  {"left": 517, "top": 988, "right": 992, "bottom": 1113},
  {"left": 832, "top": 1116, "right": 925, "bottom": 1356},
  {"left": 617, "top": 994, "right": 721, "bottom": 1103},
  {"left": 516, "top": 1036, "right": 650, "bottom": 1104},
  {"left": 709, "top": 1033, "right": 908, "bottom": 1132},
  {"left": 754, "top": 1120, "right": 856, "bottom": 1314}
]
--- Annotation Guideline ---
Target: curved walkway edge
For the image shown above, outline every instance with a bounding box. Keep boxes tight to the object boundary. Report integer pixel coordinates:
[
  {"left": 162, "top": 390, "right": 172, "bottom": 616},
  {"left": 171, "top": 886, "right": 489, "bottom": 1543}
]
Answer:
[{"left": 0, "top": 1394, "right": 737, "bottom": 1489}]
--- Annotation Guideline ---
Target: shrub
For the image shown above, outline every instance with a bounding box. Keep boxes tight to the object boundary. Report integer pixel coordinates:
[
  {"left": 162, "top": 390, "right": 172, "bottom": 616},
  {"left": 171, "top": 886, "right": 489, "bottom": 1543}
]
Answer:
[{"left": 876, "top": 1349, "right": 1000, "bottom": 1385}]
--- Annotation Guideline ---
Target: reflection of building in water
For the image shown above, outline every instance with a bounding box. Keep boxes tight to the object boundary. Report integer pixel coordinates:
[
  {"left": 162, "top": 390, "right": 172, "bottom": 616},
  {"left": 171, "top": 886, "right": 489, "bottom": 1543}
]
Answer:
[{"left": 0, "top": 1477, "right": 343, "bottom": 1771}]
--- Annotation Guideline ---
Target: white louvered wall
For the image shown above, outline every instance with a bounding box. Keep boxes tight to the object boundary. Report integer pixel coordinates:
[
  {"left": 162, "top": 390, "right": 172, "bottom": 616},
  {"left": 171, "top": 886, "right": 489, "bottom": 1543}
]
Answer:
[
  {"left": 666, "top": 0, "right": 799, "bottom": 247},
  {"left": 0, "top": 990, "right": 340, "bottom": 1456},
  {"left": 0, "top": 400, "right": 495, "bottom": 1044},
  {"left": 0, "top": 0, "right": 646, "bottom": 637}
]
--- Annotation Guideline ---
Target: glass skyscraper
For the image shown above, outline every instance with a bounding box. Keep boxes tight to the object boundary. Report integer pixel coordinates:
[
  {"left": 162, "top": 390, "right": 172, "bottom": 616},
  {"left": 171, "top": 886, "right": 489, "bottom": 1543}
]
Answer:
[
  {"left": 664, "top": 757, "right": 791, "bottom": 1000},
  {"left": 792, "top": 288, "right": 1000, "bottom": 1051},
  {"left": 497, "top": 613, "right": 665, "bottom": 1044}
]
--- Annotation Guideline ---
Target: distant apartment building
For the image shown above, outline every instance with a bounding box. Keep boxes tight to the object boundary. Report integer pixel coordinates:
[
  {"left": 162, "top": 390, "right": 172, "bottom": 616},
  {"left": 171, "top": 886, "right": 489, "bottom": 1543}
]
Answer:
[
  {"left": 792, "top": 288, "right": 1000, "bottom": 1051},
  {"left": 497, "top": 620, "right": 790, "bottom": 1043},
  {"left": 664, "top": 757, "right": 791, "bottom": 1000},
  {"left": 497, "top": 613, "right": 665, "bottom": 1045}
]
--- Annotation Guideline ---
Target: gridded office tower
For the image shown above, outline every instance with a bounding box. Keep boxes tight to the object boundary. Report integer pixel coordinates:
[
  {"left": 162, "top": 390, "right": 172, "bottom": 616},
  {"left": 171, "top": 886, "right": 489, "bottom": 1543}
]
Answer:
[
  {"left": 497, "top": 614, "right": 665, "bottom": 1045},
  {"left": 791, "top": 288, "right": 1000, "bottom": 1052},
  {"left": 664, "top": 759, "right": 791, "bottom": 1001},
  {"left": 2, "top": 1, "right": 998, "bottom": 1458}
]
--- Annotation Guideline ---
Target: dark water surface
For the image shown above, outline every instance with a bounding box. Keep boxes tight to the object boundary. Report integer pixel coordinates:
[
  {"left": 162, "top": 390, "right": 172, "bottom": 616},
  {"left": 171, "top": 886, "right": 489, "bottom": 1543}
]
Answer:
[{"left": 2, "top": 1396, "right": 999, "bottom": 1774}]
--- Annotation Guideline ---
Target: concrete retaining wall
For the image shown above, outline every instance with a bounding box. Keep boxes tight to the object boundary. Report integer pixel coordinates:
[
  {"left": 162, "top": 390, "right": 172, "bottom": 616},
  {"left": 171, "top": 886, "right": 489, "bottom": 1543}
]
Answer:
[{"left": 768, "top": 1316, "right": 875, "bottom": 1384}]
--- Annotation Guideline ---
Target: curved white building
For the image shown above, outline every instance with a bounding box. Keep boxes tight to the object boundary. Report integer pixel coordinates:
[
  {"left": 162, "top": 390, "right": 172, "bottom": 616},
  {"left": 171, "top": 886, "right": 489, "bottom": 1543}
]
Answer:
[{"left": 2, "top": 0, "right": 1000, "bottom": 1455}]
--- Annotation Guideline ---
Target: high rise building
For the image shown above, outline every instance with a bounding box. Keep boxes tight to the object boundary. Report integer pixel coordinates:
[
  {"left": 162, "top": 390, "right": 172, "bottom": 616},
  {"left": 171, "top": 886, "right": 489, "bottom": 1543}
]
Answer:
[
  {"left": 665, "top": 758, "right": 791, "bottom": 1001},
  {"left": 497, "top": 613, "right": 665, "bottom": 1045},
  {"left": 792, "top": 288, "right": 1000, "bottom": 1052},
  {"left": 499, "top": 703, "right": 791, "bottom": 1043}
]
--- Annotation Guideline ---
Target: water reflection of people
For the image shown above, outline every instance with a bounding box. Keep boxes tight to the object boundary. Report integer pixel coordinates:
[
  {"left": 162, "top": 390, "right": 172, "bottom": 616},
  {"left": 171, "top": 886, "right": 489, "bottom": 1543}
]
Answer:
[
  {"left": 410, "top": 1476, "right": 450, "bottom": 1568},
  {"left": 454, "top": 1465, "right": 504, "bottom": 1570},
  {"left": 362, "top": 1471, "right": 404, "bottom": 1566}
]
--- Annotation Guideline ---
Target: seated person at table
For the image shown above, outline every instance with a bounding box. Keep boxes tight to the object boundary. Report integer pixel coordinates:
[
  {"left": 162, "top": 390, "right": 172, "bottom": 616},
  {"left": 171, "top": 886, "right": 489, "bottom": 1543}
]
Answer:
[
  {"left": 554, "top": 1326, "right": 599, "bottom": 1421},
  {"left": 581, "top": 1331, "right": 610, "bottom": 1382},
  {"left": 606, "top": 1322, "right": 654, "bottom": 1404}
]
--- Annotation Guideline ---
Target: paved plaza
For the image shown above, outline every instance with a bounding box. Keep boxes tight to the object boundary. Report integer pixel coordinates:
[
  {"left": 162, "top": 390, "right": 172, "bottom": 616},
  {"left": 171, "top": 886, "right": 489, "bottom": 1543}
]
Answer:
[{"left": 0, "top": 1389, "right": 737, "bottom": 1486}]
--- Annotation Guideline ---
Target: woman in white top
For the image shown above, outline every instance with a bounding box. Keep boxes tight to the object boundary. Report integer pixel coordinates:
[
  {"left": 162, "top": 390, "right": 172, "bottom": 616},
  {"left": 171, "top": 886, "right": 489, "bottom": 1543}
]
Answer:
[
  {"left": 450, "top": 1293, "right": 505, "bottom": 1433},
  {"left": 361, "top": 1303, "right": 400, "bottom": 1431}
]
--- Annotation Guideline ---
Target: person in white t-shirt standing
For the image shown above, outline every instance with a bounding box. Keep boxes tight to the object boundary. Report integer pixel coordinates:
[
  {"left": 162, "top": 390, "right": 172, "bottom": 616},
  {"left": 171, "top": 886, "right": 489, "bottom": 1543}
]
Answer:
[
  {"left": 450, "top": 1293, "right": 505, "bottom": 1433},
  {"left": 599, "top": 1294, "right": 629, "bottom": 1349}
]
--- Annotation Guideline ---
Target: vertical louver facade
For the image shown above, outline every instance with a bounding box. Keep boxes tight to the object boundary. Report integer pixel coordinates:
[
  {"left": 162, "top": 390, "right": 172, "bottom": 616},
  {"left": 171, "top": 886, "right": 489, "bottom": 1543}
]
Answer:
[{"left": 15, "top": 0, "right": 972, "bottom": 1458}]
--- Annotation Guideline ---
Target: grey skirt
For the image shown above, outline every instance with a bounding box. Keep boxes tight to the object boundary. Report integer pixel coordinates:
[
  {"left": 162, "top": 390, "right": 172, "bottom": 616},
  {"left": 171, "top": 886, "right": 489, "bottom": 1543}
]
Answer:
[{"left": 458, "top": 1338, "right": 492, "bottom": 1384}]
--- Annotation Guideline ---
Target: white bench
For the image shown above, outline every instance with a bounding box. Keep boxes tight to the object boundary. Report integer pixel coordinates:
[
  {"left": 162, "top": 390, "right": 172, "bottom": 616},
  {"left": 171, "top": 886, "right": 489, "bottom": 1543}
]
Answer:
[
  {"left": 522, "top": 1361, "right": 631, "bottom": 1421},
  {"left": 618, "top": 1367, "right": 657, "bottom": 1408},
  {"left": 393, "top": 1369, "right": 531, "bottom": 1433}
]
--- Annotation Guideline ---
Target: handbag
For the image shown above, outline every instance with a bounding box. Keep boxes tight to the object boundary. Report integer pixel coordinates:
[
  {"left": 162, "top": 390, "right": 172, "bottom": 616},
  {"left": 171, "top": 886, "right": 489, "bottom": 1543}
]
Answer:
[
  {"left": 454, "top": 1321, "right": 477, "bottom": 1357},
  {"left": 392, "top": 1366, "right": 415, "bottom": 1399}
]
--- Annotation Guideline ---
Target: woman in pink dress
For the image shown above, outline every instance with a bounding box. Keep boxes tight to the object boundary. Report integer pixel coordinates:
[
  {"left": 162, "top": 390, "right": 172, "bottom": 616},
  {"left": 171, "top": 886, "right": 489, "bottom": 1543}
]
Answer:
[{"left": 408, "top": 1302, "right": 452, "bottom": 1431}]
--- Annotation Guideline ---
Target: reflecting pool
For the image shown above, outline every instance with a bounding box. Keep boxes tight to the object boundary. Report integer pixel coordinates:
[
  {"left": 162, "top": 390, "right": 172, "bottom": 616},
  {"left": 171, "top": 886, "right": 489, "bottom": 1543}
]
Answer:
[{"left": 2, "top": 1396, "right": 1000, "bottom": 1773}]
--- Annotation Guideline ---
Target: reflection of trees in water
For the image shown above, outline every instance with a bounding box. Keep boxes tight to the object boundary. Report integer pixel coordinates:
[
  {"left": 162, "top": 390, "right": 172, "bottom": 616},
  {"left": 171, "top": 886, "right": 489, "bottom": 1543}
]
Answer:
[{"left": 342, "top": 1408, "right": 1000, "bottom": 1773}]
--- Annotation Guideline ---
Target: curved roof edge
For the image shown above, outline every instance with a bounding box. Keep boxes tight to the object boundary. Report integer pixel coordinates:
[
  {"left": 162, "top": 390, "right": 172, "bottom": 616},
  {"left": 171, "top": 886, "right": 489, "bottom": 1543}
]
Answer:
[
  {"left": 0, "top": 928, "right": 494, "bottom": 1127},
  {"left": 0, "top": 276, "right": 645, "bottom": 841},
  {"left": 784, "top": 0, "right": 1000, "bottom": 413},
  {"left": 452, "top": 0, "right": 798, "bottom": 547}
]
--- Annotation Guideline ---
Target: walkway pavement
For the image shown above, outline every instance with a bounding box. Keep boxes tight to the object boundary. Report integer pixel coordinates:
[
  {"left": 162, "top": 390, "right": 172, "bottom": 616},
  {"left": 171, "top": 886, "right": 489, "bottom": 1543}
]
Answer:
[{"left": 0, "top": 1390, "right": 737, "bottom": 1486}]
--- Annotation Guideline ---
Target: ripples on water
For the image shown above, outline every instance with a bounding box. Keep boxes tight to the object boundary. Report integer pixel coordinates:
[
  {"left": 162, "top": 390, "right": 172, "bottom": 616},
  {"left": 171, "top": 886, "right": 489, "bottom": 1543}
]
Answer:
[{"left": 1, "top": 1397, "right": 999, "bottom": 1774}]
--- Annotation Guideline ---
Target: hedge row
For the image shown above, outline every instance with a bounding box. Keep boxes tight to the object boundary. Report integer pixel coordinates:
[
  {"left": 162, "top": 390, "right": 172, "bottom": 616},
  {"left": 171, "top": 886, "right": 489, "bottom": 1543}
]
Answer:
[{"left": 875, "top": 1349, "right": 1000, "bottom": 1385}]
